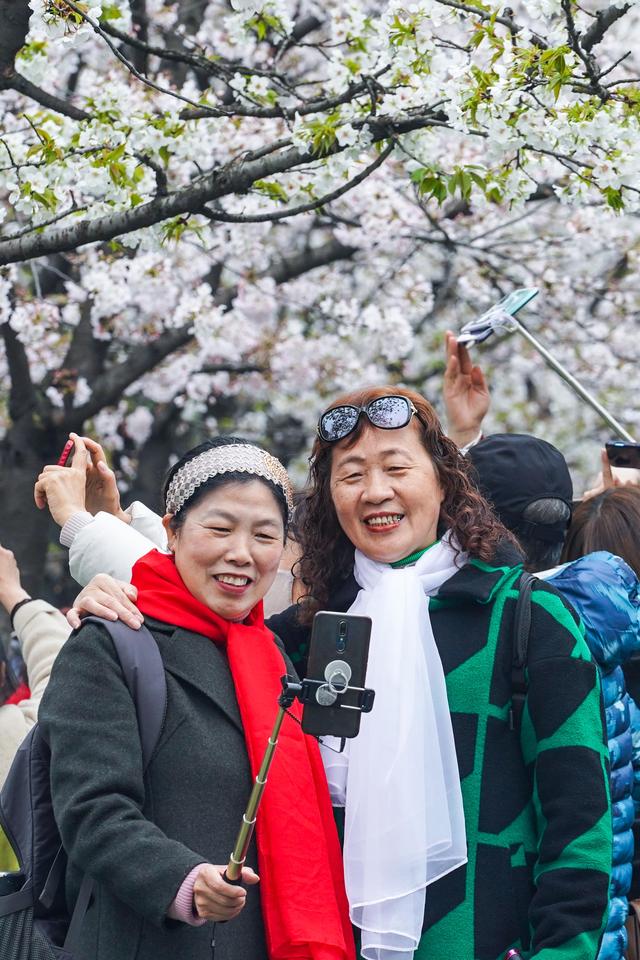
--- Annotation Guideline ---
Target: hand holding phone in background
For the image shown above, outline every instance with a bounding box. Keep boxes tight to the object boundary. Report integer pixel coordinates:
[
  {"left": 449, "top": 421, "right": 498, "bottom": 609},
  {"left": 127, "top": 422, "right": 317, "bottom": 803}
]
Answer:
[
  {"left": 35, "top": 434, "right": 129, "bottom": 528},
  {"left": 81, "top": 437, "right": 128, "bottom": 522},
  {"left": 582, "top": 444, "right": 640, "bottom": 501},
  {"left": 34, "top": 433, "right": 91, "bottom": 527}
]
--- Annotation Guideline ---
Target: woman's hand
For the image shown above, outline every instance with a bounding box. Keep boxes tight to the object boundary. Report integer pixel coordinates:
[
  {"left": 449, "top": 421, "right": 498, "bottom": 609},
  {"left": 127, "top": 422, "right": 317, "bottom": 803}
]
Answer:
[
  {"left": 82, "top": 437, "right": 131, "bottom": 523},
  {"left": 34, "top": 433, "right": 90, "bottom": 527},
  {"left": 67, "top": 574, "right": 143, "bottom": 630},
  {"left": 581, "top": 448, "right": 640, "bottom": 501},
  {"left": 193, "top": 865, "right": 259, "bottom": 922},
  {"left": 442, "top": 330, "right": 490, "bottom": 448}
]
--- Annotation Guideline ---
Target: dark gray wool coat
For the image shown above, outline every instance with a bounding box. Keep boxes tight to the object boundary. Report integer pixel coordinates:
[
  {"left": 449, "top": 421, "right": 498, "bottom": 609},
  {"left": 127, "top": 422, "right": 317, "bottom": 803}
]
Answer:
[{"left": 38, "top": 616, "right": 280, "bottom": 960}]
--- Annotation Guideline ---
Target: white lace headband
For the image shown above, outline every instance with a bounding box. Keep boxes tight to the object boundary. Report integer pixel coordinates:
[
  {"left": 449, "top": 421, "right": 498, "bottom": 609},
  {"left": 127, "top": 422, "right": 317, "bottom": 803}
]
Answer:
[{"left": 165, "top": 445, "right": 294, "bottom": 517}]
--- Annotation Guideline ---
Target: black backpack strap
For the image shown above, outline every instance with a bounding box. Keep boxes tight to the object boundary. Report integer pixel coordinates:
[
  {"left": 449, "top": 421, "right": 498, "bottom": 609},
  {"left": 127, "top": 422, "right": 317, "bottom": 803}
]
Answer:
[
  {"left": 63, "top": 617, "right": 167, "bottom": 953},
  {"left": 509, "top": 572, "right": 537, "bottom": 732},
  {"left": 83, "top": 617, "right": 167, "bottom": 770}
]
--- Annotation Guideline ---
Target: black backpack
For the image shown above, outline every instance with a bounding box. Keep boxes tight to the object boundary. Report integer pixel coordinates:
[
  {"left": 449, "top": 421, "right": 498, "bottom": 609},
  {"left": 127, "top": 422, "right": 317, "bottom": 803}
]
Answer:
[{"left": 0, "top": 618, "right": 166, "bottom": 960}]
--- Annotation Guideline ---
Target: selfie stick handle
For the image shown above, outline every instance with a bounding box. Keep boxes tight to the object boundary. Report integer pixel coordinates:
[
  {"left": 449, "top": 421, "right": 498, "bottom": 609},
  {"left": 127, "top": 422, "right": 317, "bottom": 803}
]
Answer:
[
  {"left": 226, "top": 704, "right": 287, "bottom": 882},
  {"left": 510, "top": 317, "right": 636, "bottom": 443}
]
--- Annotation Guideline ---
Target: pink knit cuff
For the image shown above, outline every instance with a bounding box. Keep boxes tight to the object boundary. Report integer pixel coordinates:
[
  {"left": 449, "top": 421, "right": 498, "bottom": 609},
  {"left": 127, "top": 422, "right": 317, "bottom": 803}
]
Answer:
[{"left": 167, "top": 864, "right": 208, "bottom": 926}]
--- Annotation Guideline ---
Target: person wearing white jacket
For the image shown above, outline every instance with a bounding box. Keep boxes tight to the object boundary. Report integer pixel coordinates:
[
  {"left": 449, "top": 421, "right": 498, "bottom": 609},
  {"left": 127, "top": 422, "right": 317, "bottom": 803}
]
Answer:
[{"left": 34, "top": 433, "right": 299, "bottom": 617}]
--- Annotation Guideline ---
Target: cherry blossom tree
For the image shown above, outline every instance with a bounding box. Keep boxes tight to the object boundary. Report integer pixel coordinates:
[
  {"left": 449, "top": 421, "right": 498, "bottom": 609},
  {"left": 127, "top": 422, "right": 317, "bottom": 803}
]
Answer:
[{"left": 0, "top": 0, "right": 639, "bottom": 598}]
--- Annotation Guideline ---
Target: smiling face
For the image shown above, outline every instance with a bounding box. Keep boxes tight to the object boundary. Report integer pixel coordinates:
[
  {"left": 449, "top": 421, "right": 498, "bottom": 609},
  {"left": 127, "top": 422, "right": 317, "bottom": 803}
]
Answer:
[
  {"left": 162, "top": 479, "right": 285, "bottom": 621},
  {"left": 329, "top": 422, "right": 445, "bottom": 563}
]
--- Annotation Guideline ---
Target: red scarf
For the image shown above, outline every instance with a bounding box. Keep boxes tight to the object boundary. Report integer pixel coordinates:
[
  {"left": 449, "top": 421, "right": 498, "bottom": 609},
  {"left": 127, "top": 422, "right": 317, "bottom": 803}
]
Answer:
[
  {"left": 131, "top": 550, "right": 354, "bottom": 960},
  {"left": 5, "top": 684, "right": 30, "bottom": 705}
]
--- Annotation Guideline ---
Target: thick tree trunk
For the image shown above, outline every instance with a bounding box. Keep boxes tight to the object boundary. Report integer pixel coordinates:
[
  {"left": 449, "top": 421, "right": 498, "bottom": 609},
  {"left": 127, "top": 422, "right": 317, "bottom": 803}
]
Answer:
[{"left": 0, "top": 417, "right": 75, "bottom": 606}]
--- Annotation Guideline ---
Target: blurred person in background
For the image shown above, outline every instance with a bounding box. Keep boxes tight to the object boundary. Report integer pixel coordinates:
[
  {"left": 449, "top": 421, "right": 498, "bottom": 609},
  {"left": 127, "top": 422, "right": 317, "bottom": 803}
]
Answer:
[
  {"left": 444, "top": 333, "right": 640, "bottom": 960},
  {"left": 34, "top": 432, "right": 302, "bottom": 618},
  {"left": 0, "top": 544, "right": 70, "bottom": 870},
  {"left": 563, "top": 488, "right": 640, "bottom": 911}
]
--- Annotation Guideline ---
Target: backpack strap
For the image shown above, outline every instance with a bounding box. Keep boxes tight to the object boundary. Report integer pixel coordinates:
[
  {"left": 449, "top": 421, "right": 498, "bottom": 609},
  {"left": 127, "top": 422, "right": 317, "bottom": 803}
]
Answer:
[
  {"left": 509, "top": 571, "right": 537, "bottom": 732},
  {"left": 90, "top": 618, "right": 168, "bottom": 769},
  {"left": 63, "top": 617, "right": 167, "bottom": 954}
]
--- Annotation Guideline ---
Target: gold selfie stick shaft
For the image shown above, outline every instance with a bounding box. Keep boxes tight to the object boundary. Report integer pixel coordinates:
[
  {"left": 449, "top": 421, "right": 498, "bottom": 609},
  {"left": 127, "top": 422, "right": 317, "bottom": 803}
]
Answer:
[{"left": 225, "top": 705, "right": 287, "bottom": 882}]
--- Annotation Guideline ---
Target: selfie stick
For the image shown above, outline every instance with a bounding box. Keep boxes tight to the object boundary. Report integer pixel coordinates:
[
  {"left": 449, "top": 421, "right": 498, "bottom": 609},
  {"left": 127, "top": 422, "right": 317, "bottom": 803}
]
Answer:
[
  {"left": 508, "top": 313, "right": 635, "bottom": 443},
  {"left": 225, "top": 671, "right": 375, "bottom": 882},
  {"left": 464, "top": 304, "right": 636, "bottom": 443},
  {"left": 225, "top": 701, "right": 287, "bottom": 882}
]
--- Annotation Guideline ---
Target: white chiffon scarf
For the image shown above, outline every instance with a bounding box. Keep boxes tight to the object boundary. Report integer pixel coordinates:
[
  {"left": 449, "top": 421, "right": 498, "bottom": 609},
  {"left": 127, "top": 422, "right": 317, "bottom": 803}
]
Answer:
[{"left": 321, "top": 535, "right": 468, "bottom": 960}]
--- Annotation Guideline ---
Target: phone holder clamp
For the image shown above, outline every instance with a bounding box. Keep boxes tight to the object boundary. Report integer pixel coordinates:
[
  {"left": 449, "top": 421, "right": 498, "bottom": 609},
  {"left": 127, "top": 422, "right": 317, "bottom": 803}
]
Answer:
[{"left": 278, "top": 674, "right": 375, "bottom": 714}]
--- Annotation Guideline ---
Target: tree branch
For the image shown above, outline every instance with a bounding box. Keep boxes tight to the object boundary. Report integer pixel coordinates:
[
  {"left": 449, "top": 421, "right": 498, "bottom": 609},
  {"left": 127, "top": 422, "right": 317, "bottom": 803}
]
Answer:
[
  {"left": 0, "top": 71, "right": 91, "bottom": 121},
  {"left": 61, "top": 303, "right": 109, "bottom": 382},
  {"left": 434, "top": 0, "right": 548, "bottom": 47},
  {"left": 582, "top": 3, "right": 631, "bottom": 51},
  {"left": 561, "top": 0, "right": 608, "bottom": 100},
  {"left": 1, "top": 204, "right": 87, "bottom": 241},
  {"left": 72, "top": 236, "right": 356, "bottom": 419},
  {"left": 1, "top": 321, "right": 38, "bottom": 421},
  {"left": 0, "top": 113, "right": 435, "bottom": 266},
  {"left": 61, "top": 0, "right": 216, "bottom": 113},
  {"left": 203, "top": 143, "right": 394, "bottom": 224},
  {"left": 181, "top": 68, "right": 391, "bottom": 121}
]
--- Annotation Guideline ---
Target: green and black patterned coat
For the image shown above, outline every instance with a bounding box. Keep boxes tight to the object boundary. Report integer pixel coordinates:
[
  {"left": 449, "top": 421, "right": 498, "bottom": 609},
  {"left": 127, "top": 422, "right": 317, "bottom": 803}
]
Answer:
[{"left": 268, "top": 545, "right": 612, "bottom": 960}]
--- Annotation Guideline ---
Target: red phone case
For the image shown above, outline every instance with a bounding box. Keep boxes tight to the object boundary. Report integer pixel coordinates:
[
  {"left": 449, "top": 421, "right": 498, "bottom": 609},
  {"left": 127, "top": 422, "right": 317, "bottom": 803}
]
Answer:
[{"left": 57, "top": 439, "right": 75, "bottom": 466}]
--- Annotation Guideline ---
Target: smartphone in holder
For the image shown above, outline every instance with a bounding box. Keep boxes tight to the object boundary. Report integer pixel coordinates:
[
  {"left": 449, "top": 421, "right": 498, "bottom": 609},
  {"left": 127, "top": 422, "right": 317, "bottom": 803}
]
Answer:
[
  {"left": 605, "top": 440, "right": 640, "bottom": 470},
  {"left": 457, "top": 287, "right": 539, "bottom": 345},
  {"left": 301, "top": 611, "right": 372, "bottom": 739},
  {"left": 57, "top": 439, "right": 75, "bottom": 466}
]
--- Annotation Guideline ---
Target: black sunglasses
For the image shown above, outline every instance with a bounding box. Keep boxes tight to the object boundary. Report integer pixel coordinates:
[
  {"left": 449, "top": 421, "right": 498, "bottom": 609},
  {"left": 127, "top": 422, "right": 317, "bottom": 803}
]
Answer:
[{"left": 317, "top": 395, "right": 418, "bottom": 443}]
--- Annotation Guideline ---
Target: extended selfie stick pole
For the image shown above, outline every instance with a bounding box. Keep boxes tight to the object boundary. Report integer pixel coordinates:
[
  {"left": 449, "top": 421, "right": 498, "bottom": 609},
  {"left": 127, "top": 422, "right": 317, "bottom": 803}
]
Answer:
[
  {"left": 225, "top": 701, "right": 289, "bottom": 882},
  {"left": 225, "top": 671, "right": 375, "bottom": 882},
  {"left": 509, "top": 316, "right": 636, "bottom": 442},
  {"left": 211, "top": 661, "right": 374, "bottom": 957}
]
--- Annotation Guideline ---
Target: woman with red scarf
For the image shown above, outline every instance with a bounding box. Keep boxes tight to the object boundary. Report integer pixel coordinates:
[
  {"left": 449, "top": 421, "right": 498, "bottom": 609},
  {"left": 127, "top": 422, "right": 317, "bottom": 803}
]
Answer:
[{"left": 38, "top": 437, "right": 354, "bottom": 960}]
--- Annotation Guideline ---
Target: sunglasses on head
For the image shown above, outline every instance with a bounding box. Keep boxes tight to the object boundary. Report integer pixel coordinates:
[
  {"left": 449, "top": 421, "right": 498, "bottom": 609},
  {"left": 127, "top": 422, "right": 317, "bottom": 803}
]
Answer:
[{"left": 317, "top": 395, "right": 419, "bottom": 443}]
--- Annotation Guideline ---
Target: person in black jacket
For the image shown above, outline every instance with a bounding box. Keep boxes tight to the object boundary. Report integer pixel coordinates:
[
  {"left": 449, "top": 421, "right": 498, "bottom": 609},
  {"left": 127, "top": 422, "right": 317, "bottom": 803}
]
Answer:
[{"left": 38, "top": 437, "right": 354, "bottom": 960}]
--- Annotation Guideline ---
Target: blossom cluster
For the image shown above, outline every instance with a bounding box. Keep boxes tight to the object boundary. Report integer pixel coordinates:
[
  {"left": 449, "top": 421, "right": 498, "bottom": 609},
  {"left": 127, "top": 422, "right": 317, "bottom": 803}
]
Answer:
[{"left": 1, "top": 0, "right": 640, "bottom": 489}]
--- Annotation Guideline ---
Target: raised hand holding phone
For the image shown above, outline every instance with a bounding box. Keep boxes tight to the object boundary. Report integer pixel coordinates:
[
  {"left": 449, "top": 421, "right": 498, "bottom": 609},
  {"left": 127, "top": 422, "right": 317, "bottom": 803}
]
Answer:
[
  {"left": 583, "top": 444, "right": 640, "bottom": 501},
  {"left": 34, "top": 433, "right": 91, "bottom": 527},
  {"left": 82, "top": 437, "right": 129, "bottom": 522}
]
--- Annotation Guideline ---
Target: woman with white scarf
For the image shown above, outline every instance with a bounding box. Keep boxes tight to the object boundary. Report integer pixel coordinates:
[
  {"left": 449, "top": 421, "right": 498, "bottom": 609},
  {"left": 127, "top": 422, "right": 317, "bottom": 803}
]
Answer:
[
  {"left": 41, "top": 388, "right": 611, "bottom": 960},
  {"left": 274, "top": 387, "right": 611, "bottom": 960}
]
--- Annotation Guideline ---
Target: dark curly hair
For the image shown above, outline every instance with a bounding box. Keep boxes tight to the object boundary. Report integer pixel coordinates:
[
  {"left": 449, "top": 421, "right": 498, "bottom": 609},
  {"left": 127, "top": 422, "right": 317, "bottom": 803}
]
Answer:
[{"left": 296, "top": 385, "right": 518, "bottom": 622}]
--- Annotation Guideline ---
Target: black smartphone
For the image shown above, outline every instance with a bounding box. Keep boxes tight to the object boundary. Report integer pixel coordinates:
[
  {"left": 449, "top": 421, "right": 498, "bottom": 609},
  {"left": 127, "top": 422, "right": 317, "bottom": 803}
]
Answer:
[
  {"left": 301, "top": 611, "right": 372, "bottom": 739},
  {"left": 605, "top": 440, "right": 640, "bottom": 470}
]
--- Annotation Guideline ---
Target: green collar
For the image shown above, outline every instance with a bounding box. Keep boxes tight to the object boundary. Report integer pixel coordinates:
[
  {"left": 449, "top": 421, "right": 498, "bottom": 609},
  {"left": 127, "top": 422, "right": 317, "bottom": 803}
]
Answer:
[{"left": 390, "top": 540, "right": 439, "bottom": 569}]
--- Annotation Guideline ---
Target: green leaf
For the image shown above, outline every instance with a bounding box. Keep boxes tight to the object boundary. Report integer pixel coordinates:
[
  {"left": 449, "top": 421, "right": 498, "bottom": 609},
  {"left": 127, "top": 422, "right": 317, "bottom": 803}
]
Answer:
[
  {"left": 253, "top": 179, "right": 289, "bottom": 203},
  {"left": 603, "top": 186, "right": 625, "bottom": 212},
  {"left": 100, "top": 4, "right": 122, "bottom": 21}
]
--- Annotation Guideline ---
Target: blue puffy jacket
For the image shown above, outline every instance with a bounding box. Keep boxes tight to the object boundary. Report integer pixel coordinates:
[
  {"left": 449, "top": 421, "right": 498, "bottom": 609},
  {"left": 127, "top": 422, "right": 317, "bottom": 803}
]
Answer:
[{"left": 547, "top": 551, "right": 640, "bottom": 960}]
